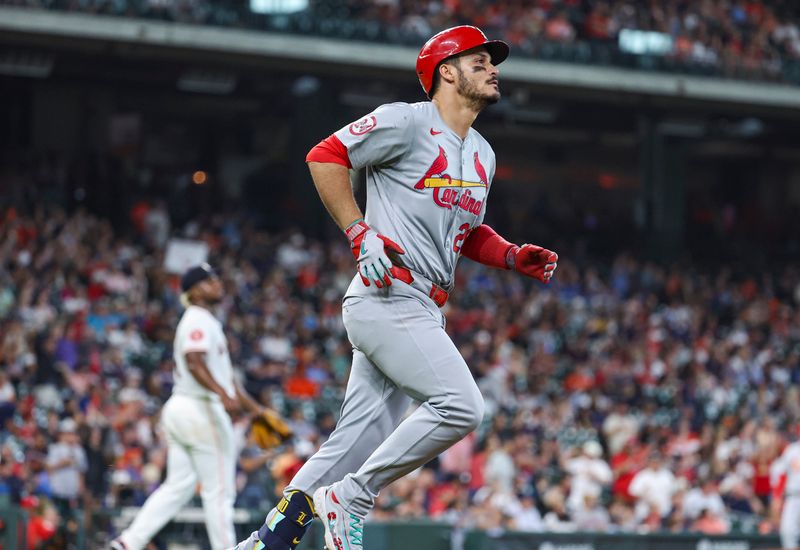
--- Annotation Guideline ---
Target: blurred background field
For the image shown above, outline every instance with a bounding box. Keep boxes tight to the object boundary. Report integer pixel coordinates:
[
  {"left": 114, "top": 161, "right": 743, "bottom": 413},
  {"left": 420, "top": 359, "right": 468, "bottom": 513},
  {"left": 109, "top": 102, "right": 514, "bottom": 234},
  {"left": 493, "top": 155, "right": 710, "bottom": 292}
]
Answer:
[{"left": 1, "top": 1, "right": 800, "bottom": 548}]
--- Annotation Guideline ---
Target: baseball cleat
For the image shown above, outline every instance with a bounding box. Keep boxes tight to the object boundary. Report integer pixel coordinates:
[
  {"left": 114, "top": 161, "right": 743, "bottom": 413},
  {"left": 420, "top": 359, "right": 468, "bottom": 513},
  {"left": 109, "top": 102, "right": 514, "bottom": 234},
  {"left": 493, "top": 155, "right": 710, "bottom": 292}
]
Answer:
[
  {"left": 227, "top": 530, "right": 265, "bottom": 550},
  {"left": 313, "top": 486, "right": 364, "bottom": 550}
]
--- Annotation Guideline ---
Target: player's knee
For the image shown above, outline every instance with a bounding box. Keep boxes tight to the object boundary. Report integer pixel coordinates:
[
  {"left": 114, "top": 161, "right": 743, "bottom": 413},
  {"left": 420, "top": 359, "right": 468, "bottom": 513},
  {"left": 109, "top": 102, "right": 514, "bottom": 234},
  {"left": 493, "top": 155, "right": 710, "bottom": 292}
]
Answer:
[
  {"left": 173, "top": 474, "right": 198, "bottom": 498},
  {"left": 438, "top": 386, "right": 484, "bottom": 434},
  {"left": 461, "top": 389, "right": 485, "bottom": 433}
]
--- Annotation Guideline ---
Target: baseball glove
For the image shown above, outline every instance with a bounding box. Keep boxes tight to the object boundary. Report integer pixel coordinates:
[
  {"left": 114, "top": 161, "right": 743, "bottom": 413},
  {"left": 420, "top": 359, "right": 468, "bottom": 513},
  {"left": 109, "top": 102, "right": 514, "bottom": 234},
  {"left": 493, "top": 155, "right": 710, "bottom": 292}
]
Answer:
[{"left": 250, "top": 408, "right": 293, "bottom": 450}]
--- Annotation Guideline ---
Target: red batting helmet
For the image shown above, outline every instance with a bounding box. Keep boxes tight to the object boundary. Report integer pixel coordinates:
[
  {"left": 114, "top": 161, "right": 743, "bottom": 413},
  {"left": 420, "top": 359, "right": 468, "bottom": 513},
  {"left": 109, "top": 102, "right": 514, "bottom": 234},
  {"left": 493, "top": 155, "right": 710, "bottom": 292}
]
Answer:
[{"left": 416, "top": 25, "right": 510, "bottom": 98}]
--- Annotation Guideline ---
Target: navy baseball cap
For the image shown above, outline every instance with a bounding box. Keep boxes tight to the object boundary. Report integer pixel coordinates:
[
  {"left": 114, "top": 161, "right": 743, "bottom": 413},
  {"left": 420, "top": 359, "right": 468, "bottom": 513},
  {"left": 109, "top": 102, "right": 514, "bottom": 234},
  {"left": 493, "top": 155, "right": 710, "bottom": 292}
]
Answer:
[{"left": 180, "top": 263, "right": 216, "bottom": 292}]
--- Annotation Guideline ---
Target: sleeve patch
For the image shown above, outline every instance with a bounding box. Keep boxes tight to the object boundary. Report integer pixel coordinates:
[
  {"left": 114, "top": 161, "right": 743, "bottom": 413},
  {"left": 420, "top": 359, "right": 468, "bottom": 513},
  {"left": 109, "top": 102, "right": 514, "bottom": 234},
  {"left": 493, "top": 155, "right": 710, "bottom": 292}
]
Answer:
[{"left": 349, "top": 115, "right": 377, "bottom": 136}]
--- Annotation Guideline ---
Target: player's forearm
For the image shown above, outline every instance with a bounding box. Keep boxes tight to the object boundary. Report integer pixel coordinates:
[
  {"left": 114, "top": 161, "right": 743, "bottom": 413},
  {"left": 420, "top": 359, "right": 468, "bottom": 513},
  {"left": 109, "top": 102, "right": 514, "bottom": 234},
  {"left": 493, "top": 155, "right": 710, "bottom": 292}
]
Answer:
[
  {"left": 308, "top": 162, "right": 363, "bottom": 230},
  {"left": 186, "top": 353, "right": 230, "bottom": 399},
  {"left": 460, "top": 224, "right": 516, "bottom": 269}
]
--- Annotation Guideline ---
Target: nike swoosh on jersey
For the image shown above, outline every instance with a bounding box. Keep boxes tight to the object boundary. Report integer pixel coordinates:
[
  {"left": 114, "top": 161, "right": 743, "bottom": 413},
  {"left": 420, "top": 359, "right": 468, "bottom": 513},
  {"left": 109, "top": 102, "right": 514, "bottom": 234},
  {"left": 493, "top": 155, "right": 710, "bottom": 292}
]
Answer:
[{"left": 430, "top": 128, "right": 442, "bottom": 135}]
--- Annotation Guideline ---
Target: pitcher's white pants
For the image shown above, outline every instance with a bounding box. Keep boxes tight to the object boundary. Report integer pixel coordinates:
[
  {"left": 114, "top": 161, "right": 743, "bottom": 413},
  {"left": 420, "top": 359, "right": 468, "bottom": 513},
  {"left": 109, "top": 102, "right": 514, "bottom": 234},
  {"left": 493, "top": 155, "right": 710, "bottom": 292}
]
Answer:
[
  {"left": 782, "top": 495, "right": 800, "bottom": 549},
  {"left": 118, "top": 394, "right": 236, "bottom": 550},
  {"left": 288, "top": 282, "right": 484, "bottom": 517}
]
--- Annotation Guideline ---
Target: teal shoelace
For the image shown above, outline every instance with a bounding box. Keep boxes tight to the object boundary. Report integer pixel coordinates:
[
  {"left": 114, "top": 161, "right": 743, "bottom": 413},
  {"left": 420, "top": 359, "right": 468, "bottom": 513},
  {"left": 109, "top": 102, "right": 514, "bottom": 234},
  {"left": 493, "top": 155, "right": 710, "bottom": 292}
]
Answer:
[{"left": 348, "top": 514, "right": 364, "bottom": 547}]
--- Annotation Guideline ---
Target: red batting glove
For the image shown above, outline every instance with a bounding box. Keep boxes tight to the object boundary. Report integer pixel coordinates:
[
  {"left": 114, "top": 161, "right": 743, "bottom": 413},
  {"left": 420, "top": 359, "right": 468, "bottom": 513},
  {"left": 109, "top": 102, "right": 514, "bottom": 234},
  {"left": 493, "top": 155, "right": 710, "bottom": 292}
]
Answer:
[
  {"left": 508, "top": 244, "right": 558, "bottom": 283},
  {"left": 344, "top": 220, "right": 406, "bottom": 288},
  {"left": 378, "top": 235, "right": 406, "bottom": 261}
]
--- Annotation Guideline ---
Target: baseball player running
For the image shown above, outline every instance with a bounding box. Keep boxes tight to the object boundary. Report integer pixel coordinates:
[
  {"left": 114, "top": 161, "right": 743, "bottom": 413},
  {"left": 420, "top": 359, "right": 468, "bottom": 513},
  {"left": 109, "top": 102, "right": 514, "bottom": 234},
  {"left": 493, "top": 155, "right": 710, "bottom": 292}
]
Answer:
[
  {"left": 231, "top": 25, "right": 558, "bottom": 550},
  {"left": 112, "top": 264, "right": 264, "bottom": 550},
  {"left": 772, "top": 437, "right": 800, "bottom": 549}
]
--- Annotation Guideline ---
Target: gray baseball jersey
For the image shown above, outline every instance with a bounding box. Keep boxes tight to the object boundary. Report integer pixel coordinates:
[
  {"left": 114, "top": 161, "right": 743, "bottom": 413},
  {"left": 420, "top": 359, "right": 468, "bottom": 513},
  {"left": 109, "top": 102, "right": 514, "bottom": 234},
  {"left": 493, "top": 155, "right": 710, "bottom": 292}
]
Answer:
[
  {"left": 334, "top": 101, "right": 496, "bottom": 291},
  {"left": 284, "top": 102, "right": 493, "bottom": 522}
]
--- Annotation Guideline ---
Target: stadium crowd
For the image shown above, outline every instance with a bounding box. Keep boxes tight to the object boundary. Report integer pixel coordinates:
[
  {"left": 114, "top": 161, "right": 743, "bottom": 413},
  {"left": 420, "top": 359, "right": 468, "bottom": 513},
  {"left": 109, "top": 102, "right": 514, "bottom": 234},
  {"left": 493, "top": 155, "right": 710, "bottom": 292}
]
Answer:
[
  {"left": 2, "top": 0, "right": 800, "bottom": 82},
  {"left": 1, "top": 200, "right": 799, "bottom": 548}
]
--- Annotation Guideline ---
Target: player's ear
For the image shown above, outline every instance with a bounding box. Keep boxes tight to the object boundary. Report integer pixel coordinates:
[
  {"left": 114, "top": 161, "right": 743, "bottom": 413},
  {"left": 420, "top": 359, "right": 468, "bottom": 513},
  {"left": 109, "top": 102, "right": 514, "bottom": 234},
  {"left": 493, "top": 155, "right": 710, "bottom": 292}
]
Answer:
[{"left": 439, "top": 61, "right": 457, "bottom": 86}]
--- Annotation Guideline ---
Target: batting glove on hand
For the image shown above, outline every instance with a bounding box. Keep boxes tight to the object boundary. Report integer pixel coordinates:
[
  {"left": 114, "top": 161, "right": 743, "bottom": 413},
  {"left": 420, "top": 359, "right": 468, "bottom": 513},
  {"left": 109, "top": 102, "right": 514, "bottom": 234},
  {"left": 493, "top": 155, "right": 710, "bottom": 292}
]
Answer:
[
  {"left": 508, "top": 244, "right": 558, "bottom": 283},
  {"left": 345, "top": 220, "right": 406, "bottom": 288}
]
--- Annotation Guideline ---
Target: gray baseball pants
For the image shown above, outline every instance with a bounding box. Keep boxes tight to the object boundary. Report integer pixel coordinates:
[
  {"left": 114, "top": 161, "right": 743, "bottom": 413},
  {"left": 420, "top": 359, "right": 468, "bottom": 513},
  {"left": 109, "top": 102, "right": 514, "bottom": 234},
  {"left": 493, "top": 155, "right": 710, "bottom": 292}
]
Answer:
[{"left": 286, "top": 281, "right": 484, "bottom": 517}]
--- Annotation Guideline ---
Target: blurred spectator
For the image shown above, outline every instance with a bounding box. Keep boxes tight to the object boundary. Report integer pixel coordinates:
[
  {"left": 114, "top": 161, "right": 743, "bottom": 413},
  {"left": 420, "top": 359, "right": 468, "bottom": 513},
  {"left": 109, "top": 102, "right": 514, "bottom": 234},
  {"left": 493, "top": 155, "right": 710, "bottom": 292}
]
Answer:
[
  {"left": 143, "top": 200, "right": 170, "bottom": 250},
  {"left": 46, "top": 418, "right": 88, "bottom": 512},
  {"left": 235, "top": 431, "right": 276, "bottom": 510},
  {"left": 440, "top": 432, "right": 476, "bottom": 479},
  {"left": 509, "top": 493, "right": 545, "bottom": 532},
  {"left": 46, "top": 417, "right": 88, "bottom": 545},
  {"left": 691, "top": 508, "right": 730, "bottom": 535},
  {"left": 629, "top": 453, "right": 677, "bottom": 521},
  {"left": 0, "top": 371, "right": 15, "bottom": 426},
  {"left": 684, "top": 477, "right": 727, "bottom": 522},
  {"left": 564, "top": 440, "right": 612, "bottom": 515},
  {"left": 721, "top": 475, "right": 764, "bottom": 517},
  {"left": 483, "top": 435, "right": 516, "bottom": 494},
  {"left": 573, "top": 493, "right": 612, "bottom": 532},
  {"left": 610, "top": 437, "right": 649, "bottom": 502},
  {"left": 23, "top": 496, "right": 60, "bottom": 550},
  {"left": 603, "top": 402, "right": 640, "bottom": 456},
  {"left": 541, "top": 486, "right": 575, "bottom": 532}
]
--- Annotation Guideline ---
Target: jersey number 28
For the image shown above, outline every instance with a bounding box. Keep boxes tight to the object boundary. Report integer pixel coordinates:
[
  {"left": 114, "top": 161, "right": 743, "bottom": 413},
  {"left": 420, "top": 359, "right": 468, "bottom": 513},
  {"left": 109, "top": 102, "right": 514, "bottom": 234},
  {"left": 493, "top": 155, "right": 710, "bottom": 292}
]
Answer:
[{"left": 453, "top": 223, "right": 471, "bottom": 254}]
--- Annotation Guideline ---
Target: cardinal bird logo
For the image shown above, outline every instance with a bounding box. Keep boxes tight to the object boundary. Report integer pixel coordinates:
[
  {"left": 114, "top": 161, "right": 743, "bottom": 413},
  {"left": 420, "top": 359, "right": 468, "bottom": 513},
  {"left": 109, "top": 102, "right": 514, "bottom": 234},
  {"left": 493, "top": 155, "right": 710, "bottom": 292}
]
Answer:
[
  {"left": 415, "top": 146, "right": 450, "bottom": 189},
  {"left": 474, "top": 152, "right": 488, "bottom": 186},
  {"left": 414, "top": 146, "right": 487, "bottom": 214}
]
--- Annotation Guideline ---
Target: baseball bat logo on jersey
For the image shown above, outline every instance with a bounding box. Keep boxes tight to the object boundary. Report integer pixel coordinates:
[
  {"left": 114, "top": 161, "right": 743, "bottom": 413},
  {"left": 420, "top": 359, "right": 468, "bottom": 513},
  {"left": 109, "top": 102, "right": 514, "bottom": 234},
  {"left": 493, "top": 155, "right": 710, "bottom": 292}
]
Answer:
[
  {"left": 415, "top": 146, "right": 450, "bottom": 189},
  {"left": 415, "top": 146, "right": 486, "bottom": 214},
  {"left": 349, "top": 116, "right": 377, "bottom": 136}
]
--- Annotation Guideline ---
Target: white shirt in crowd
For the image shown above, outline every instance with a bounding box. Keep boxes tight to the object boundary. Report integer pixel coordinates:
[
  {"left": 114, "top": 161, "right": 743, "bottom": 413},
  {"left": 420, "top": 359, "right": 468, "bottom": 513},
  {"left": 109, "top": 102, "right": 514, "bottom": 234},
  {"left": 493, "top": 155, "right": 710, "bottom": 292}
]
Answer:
[
  {"left": 603, "top": 411, "right": 640, "bottom": 455},
  {"left": 508, "top": 498, "right": 545, "bottom": 532},
  {"left": 46, "top": 441, "right": 88, "bottom": 499},
  {"left": 565, "top": 454, "right": 613, "bottom": 513},
  {"left": 484, "top": 447, "right": 515, "bottom": 493},
  {"left": 683, "top": 487, "right": 727, "bottom": 519},
  {"left": 0, "top": 378, "right": 15, "bottom": 403},
  {"left": 629, "top": 465, "right": 676, "bottom": 518}
]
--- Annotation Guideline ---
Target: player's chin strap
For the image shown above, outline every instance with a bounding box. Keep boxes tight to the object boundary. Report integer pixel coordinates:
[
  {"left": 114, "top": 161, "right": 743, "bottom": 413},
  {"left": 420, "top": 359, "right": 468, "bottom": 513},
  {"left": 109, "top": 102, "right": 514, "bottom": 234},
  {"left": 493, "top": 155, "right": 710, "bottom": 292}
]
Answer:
[{"left": 258, "top": 491, "right": 315, "bottom": 550}]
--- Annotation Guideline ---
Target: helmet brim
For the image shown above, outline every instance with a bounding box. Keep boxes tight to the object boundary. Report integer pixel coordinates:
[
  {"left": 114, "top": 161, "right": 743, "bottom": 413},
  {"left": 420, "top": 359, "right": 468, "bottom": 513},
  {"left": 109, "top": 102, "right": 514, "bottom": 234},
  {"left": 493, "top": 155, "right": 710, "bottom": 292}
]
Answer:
[
  {"left": 484, "top": 40, "right": 510, "bottom": 66},
  {"left": 450, "top": 40, "right": 509, "bottom": 67}
]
